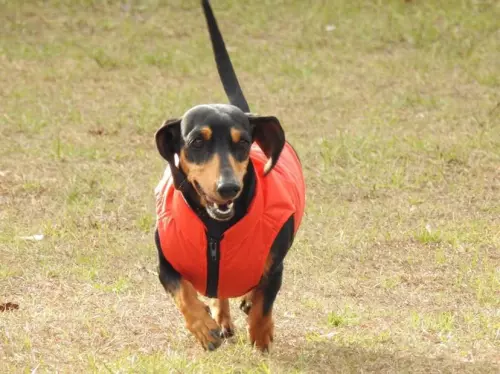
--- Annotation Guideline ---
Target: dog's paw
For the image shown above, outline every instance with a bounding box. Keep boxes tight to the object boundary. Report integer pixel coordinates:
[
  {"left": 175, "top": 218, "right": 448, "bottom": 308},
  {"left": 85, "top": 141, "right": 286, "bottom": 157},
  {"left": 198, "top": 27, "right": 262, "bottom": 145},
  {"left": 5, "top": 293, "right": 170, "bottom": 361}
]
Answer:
[
  {"left": 184, "top": 305, "right": 222, "bottom": 351},
  {"left": 210, "top": 298, "right": 235, "bottom": 339},
  {"left": 219, "top": 319, "right": 235, "bottom": 339},
  {"left": 248, "top": 316, "right": 274, "bottom": 352}
]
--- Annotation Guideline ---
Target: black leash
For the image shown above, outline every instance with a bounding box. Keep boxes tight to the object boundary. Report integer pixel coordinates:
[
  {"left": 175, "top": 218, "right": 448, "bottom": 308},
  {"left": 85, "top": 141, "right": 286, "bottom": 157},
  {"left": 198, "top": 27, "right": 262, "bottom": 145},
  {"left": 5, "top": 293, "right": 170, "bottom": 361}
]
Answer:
[{"left": 201, "top": 0, "right": 250, "bottom": 113}]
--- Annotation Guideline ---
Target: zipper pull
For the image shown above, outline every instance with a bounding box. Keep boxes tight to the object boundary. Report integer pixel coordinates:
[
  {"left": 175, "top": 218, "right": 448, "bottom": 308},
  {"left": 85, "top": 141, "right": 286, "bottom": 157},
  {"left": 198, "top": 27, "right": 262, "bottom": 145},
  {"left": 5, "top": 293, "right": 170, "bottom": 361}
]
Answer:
[{"left": 209, "top": 238, "right": 218, "bottom": 261}]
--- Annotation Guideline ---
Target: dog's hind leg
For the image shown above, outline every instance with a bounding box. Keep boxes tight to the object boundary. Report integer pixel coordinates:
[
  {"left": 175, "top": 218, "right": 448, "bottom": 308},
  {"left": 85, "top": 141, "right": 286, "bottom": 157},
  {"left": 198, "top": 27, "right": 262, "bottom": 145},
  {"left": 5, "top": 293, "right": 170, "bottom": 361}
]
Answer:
[
  {"left": 239, "top": 290, "right": 254, "bottom": 315},
  {"left": 210, "top": 298, "right": 235, "bottom": 338}
]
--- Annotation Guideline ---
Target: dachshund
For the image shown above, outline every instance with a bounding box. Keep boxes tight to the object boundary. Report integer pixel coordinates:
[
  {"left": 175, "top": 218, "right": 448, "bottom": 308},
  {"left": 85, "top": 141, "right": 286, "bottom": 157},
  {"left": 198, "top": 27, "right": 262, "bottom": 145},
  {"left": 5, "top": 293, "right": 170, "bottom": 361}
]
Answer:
[{"left": 153, "top": 0, "right": 305, "bottom": 352}]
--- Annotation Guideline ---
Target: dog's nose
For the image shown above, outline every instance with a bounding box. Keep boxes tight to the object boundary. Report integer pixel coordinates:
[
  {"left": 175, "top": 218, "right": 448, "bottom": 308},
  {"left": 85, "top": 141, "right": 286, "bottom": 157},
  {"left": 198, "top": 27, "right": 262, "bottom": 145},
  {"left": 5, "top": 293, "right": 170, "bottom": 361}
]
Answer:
[{"left": 217, "top": 182, "right": 241, "bottom": 199}]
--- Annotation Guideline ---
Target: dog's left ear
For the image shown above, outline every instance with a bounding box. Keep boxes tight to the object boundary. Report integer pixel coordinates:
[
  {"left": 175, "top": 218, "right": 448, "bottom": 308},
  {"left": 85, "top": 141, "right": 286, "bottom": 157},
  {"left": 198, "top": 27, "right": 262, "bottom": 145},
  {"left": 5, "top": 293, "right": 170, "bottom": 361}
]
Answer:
[
  {"left": 155, "top": 118, "right": 186, "bottom": 190},
  {"left": 248, "top": 115, "right": 285, "bottom": 174}
]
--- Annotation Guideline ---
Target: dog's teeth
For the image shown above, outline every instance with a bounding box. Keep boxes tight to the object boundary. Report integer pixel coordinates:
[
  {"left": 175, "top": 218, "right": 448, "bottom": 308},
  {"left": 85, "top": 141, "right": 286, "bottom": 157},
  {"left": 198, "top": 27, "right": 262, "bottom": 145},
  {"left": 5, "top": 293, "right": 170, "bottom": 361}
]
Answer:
[
  {"left": 216, "top": 204, "right": 229, "bottom": 213},
  {"left": 206, "top": 201, "right": 234, "bottom": 220}
]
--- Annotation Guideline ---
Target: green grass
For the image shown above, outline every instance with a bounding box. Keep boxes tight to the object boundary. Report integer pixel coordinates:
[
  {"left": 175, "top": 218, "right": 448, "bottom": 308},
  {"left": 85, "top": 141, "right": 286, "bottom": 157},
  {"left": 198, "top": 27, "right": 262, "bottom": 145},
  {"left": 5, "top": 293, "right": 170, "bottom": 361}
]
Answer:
[{"left": 1, "top": 0, "right": 499, "bottom": 372}]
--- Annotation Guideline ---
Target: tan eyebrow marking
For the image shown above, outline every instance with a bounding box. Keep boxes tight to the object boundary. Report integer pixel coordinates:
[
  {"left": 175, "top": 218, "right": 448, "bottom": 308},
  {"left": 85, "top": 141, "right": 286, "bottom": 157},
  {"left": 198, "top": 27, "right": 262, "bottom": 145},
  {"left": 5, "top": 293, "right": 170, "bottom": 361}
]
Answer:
[
  {"left": 231, "top": 128, "right": 241, "bottom": 143},
  {"left": 200, "top": 126, "right": 212, "bottom": 140}
]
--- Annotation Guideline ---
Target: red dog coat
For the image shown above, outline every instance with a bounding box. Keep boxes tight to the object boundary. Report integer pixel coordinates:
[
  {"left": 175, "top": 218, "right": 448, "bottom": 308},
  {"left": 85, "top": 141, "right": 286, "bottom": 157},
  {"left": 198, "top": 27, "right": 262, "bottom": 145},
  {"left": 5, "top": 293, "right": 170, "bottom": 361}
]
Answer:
[{"left": 155, "top": 143, "right": 305, "bottom": 298}]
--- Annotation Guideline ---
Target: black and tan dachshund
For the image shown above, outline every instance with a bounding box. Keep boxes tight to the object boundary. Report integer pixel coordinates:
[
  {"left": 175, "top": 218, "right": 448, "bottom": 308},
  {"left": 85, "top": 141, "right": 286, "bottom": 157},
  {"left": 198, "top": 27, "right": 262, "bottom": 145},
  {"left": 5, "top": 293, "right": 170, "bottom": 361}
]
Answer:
[{"left": 153, "top": 0, "right": 305, "bottom": 352}]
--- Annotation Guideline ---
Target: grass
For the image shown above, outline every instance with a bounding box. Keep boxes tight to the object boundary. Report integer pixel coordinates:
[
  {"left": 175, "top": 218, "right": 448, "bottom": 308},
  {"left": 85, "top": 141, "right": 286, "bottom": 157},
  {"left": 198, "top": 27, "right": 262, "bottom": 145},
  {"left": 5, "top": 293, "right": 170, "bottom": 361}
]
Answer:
[{"left": 0, "top": 0, "right": 499, "bottom": 372}]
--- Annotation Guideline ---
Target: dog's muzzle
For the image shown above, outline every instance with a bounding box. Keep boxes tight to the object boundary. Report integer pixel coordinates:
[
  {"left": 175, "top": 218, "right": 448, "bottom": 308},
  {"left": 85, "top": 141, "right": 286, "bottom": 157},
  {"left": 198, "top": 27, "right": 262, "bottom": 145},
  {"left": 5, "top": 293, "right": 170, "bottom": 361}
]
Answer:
[{"left": 194, "top": 181, "right": 236, "bottom": 221}]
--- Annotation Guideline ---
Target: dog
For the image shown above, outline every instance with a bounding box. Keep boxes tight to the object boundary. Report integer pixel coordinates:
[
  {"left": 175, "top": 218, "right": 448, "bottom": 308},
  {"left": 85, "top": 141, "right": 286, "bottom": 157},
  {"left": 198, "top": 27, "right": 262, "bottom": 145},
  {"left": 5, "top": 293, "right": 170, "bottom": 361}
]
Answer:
[{"left": 153, "top": 0, "right": 305, "bottom": 352}]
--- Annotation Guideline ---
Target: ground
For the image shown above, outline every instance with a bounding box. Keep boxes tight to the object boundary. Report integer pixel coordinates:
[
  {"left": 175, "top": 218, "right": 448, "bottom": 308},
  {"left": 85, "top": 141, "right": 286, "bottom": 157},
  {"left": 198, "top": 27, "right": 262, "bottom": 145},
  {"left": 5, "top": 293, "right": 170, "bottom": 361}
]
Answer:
[{"left": 0, "top": 0, "right": 499, "bottom": 372}]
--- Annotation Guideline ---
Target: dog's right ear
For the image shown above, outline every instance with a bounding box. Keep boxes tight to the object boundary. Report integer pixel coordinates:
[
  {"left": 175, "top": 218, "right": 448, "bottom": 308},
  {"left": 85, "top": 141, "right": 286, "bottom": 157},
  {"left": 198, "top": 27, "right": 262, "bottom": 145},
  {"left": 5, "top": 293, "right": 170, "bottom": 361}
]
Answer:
[
  {"left": 155, "top": 118, "right": 181, "bottom": 161},
  {"left": 155, "top": 118, "right": 186, "bottom": 190}
]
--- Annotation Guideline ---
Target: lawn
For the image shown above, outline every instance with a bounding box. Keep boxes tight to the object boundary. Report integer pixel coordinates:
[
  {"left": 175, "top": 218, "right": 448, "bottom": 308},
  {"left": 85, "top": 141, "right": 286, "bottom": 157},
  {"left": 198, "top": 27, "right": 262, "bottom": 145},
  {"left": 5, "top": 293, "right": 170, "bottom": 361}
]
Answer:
[{"left": 0, "top": 0, "right": 499, "bottom": 372}]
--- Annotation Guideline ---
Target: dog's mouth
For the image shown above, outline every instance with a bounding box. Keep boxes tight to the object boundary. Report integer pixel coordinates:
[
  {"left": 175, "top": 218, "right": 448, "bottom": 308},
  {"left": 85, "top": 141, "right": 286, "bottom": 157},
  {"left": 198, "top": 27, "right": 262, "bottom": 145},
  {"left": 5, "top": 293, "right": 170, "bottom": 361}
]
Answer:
[
  {"left": 206, "top": 198, "right": 234, "bottom": 221},
  {"left": 194, "top": 182, "right": 235, "bottom": 221}
]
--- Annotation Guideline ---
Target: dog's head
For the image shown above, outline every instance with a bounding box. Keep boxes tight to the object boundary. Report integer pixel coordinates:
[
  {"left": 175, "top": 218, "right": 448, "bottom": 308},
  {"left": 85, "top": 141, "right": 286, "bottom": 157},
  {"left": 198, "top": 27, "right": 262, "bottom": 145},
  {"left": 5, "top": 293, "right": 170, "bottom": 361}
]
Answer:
[{"left": 155, "top": 104, "right": 284, "bottom": 221}]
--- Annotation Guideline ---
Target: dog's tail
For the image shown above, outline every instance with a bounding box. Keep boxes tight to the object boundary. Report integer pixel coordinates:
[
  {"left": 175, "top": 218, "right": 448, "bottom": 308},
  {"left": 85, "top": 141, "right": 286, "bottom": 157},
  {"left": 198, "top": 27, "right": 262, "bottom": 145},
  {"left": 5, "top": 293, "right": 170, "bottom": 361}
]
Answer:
[{"left": 201, "top": 0, "right": 250, "bottom": 113}]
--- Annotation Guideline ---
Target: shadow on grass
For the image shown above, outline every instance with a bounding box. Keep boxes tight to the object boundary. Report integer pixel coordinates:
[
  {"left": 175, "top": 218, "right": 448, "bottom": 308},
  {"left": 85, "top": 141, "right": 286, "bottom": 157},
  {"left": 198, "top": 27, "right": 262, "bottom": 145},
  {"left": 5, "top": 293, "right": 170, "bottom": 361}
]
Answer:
[{"left": 269, "top": 340, "right": 499, "bottom": 373}]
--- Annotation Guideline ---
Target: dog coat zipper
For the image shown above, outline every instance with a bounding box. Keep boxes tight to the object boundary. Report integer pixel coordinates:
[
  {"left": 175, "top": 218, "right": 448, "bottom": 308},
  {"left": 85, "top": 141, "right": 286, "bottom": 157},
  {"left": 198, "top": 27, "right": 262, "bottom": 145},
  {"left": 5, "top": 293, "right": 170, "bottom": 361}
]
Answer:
[{"left": 206, "top": 235, "right": 220, "bottom": 298}]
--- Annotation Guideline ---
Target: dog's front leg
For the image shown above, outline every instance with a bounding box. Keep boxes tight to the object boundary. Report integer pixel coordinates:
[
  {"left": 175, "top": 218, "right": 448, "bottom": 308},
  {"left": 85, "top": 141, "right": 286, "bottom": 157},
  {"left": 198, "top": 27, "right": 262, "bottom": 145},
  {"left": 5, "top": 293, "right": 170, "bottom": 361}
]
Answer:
[
  {"left": 157, "top": 235, "right": 222, "bottom": 351},
  {"left": 247, "top": 264, "right": 283, "bottom": 352},
  {"left": 159, "top": 272, "right": 222, "bottom": 351},
  {"left": 247, "top": 216, "right": 293, "bottom": 352},
  {"left": 171, "top": 279, "right": 222, "bottom": 350}
]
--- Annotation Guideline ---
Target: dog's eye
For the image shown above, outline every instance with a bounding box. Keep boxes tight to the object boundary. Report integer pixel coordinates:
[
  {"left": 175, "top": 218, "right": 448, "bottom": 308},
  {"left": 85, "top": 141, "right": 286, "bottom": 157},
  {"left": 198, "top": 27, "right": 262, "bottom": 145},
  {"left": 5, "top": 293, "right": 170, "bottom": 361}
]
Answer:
[
  {"left": 191, "top": 136, "right": 204, "bottom": 149},
  {"left": 238, "top": 139, "right": 250, "bottom": 147}
]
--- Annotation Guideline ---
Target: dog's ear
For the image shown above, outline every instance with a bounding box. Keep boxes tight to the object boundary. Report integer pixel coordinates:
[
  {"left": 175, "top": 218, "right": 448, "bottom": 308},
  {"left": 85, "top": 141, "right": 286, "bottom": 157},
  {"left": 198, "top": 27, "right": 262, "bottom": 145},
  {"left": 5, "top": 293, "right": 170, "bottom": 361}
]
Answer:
[
  {"left": 248, "top": 115, "right": 285, "bottom": 174},
  {"left": 155, "top": 118, "right": 186, "bottom": 190}
]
